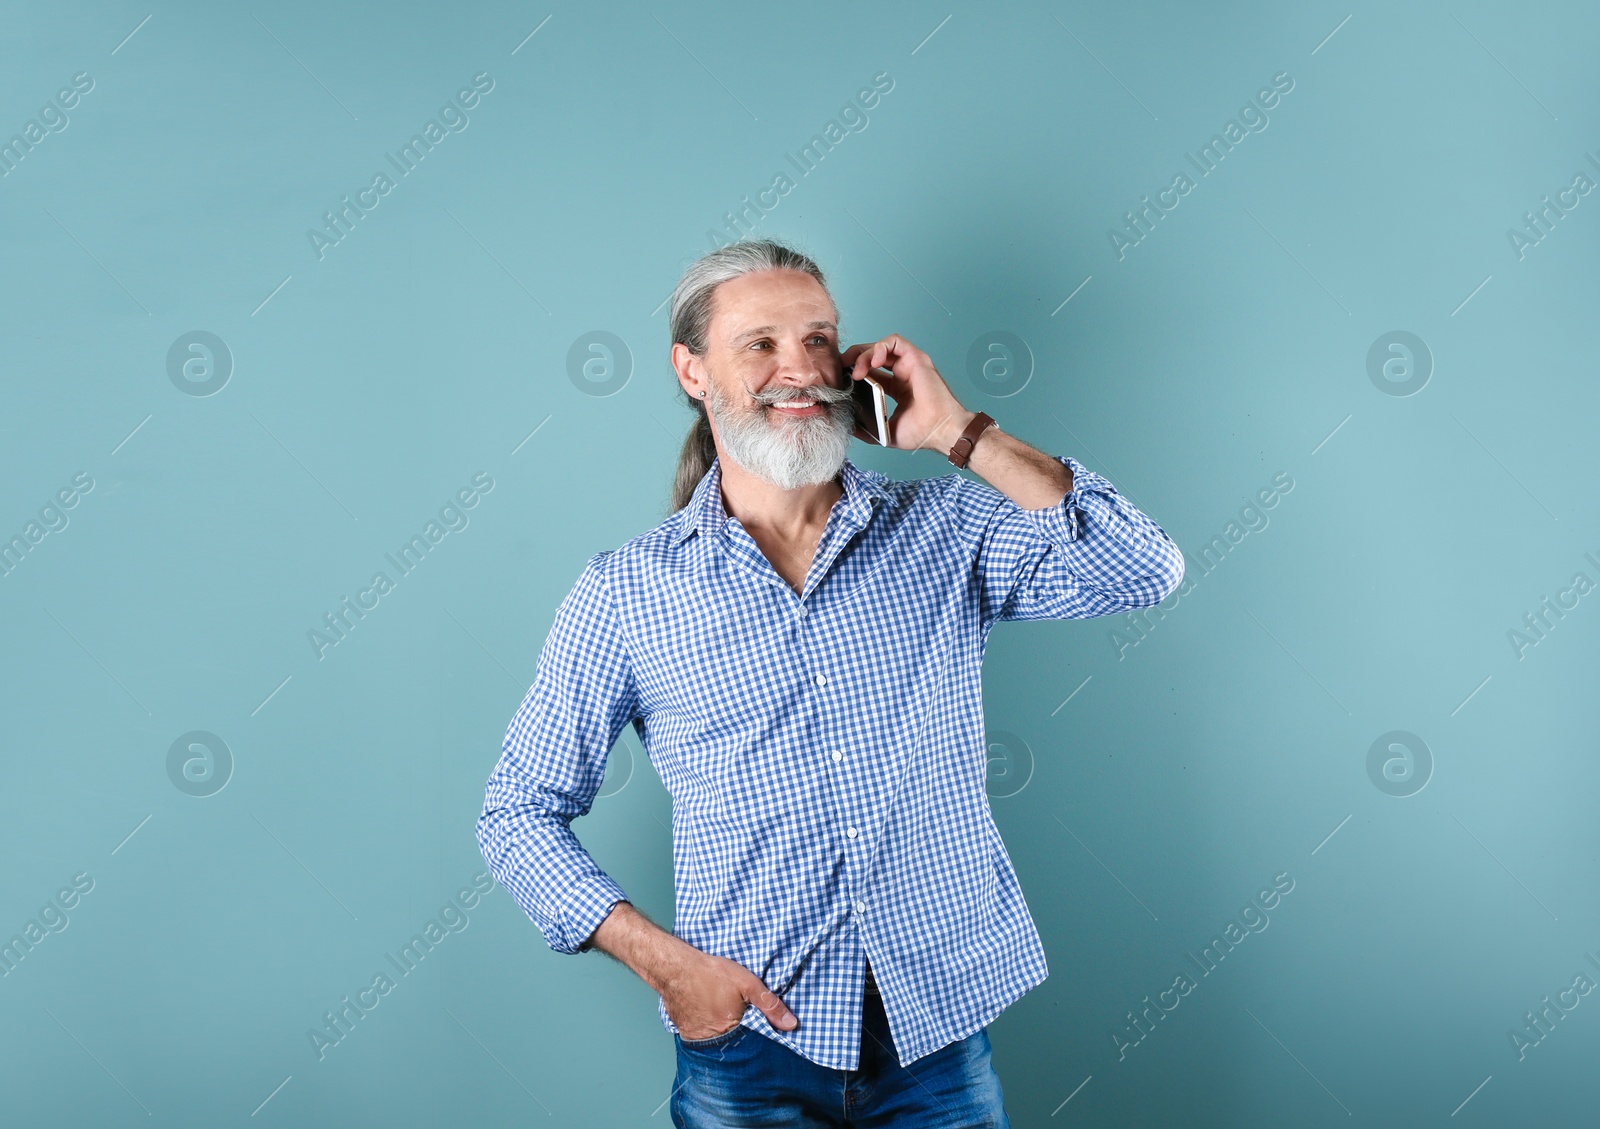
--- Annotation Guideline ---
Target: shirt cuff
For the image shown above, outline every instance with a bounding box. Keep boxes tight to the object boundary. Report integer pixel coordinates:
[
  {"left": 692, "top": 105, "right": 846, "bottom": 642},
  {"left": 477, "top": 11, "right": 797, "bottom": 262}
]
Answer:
[
  {"left": 1017, "top": 455, "right": 1111, "bottom": 544},
  {"left": 550, "top": 873, "right": 630, "bottom": 955}
]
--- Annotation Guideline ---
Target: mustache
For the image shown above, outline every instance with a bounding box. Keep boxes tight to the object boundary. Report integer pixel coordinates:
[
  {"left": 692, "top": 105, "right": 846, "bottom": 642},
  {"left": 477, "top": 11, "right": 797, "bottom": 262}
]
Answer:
[{"left": 745, "top": 381, "right": 855, "bottom": 406}]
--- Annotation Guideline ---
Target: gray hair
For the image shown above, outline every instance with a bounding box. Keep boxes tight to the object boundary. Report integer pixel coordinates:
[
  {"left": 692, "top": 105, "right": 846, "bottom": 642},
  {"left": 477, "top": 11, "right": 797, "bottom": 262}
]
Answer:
[{"left": 666, "top": 238, "right": 834, "bottom": 513}]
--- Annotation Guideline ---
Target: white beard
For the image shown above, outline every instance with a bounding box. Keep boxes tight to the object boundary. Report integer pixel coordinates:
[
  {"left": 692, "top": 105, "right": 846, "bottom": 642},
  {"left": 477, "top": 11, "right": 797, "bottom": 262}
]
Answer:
[{"left": 706, "top": 380, "right": 856, "bottom": 490}]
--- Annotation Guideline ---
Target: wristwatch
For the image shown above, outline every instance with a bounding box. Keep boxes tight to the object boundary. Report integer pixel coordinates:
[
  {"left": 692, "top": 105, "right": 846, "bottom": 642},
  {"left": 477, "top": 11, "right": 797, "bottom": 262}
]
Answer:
[{"left": 947, "top": 412, "right": 996, "bottom": 469}]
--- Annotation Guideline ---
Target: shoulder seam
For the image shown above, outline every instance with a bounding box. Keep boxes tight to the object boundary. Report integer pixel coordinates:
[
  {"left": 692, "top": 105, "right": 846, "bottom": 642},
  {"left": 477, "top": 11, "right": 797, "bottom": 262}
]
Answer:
[{"left": 588, "top": 549, "right": 643, "bottom": 714}]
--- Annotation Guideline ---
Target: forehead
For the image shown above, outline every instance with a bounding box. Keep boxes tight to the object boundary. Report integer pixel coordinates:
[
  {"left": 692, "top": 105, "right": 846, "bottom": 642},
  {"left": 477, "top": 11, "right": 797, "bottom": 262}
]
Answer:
[{"left": 711, "top": 269, "right": 836, "bottom": 342}]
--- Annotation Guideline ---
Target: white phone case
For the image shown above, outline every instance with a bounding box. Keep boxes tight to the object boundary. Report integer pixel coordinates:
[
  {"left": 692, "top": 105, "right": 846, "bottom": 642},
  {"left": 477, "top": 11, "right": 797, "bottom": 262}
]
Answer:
[{"left": 858, "top": 375, "right": 889, "bottom": 446}]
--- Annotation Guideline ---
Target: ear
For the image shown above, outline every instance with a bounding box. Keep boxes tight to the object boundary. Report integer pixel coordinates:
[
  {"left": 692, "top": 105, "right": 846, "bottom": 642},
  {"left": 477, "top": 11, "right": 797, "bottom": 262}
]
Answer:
[{"left": 671, "top": 342, "right": 705, "bottom": 399}]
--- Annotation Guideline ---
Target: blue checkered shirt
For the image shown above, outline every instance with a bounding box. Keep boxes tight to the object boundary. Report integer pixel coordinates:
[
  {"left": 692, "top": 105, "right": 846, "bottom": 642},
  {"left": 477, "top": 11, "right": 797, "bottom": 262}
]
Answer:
[{"left": 476, "top": 450, "right": 1183, "bottom": 1069}]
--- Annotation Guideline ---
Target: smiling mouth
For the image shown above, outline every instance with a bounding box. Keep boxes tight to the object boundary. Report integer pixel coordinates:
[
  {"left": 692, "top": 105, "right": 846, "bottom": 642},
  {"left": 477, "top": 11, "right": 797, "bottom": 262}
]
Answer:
[{"left": 767, "top": 400, "right": 823, "bottom": 415}]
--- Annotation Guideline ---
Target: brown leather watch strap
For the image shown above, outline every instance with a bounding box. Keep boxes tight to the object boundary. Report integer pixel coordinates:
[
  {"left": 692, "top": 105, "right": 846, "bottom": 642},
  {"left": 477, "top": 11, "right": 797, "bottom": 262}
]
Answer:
[{"left": 947, "top": 411, "right": 996, "bottom": 469}]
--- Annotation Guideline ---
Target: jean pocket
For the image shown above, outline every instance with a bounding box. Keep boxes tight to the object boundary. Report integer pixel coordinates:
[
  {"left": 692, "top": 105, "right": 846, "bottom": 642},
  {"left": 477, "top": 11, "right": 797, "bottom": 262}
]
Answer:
[{"left": 677, "top": 1021, "right": 747, "bottom": 1050}]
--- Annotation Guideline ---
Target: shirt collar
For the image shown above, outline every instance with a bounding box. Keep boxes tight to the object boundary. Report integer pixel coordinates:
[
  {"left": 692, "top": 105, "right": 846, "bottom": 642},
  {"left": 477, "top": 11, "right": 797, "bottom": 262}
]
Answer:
[{"left": 671, "top": 454, "right": 893, "bottom": 545}]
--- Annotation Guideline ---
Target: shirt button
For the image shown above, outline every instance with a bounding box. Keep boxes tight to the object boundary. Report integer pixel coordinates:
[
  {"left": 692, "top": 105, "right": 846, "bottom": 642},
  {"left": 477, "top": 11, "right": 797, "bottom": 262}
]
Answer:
[
  {"left": 845, "top": 826, "right": 859, "bottom": 839},
  {"left": 797, "top": 606, "right": 808, "bottom": 617},
  {"left": 854, "top": 900, "right": 867, "bottom": 914},
  {"left": 814, "top": 673, "right": 827, "bottom": 687},
  {"left": 831, "top": 750, "right": 842, "bottom": 762}
]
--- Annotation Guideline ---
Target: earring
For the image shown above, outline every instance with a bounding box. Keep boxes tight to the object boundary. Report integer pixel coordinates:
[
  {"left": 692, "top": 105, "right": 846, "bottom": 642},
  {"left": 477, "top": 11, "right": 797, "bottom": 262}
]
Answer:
[{"left": 699, "top": 390, "right": 706, "bottom": 397}]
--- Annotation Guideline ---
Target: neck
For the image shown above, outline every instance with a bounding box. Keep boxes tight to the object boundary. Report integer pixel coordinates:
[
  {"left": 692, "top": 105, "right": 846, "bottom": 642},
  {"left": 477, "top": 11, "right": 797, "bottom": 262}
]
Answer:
[{"left": 716, "top": 450, "right": 844, "bottom": 539}]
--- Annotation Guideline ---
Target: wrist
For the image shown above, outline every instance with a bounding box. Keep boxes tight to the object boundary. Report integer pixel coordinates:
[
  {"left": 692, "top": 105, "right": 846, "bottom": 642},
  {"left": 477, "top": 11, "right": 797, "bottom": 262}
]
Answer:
[
  {"left": 651, "top": 938, "right": 706, "bottom": 996},
  {"left": 930, "top": 409, "right": 978, "bottom": 455},
  {"left": 944, "top": 411, "right": 998, "bottom": 469},
  {"left": 591, "top": 901, "right": 687, "bottom": 991},
  {"left": 639, "top": 927, "right": 703, "bottom": 995}
]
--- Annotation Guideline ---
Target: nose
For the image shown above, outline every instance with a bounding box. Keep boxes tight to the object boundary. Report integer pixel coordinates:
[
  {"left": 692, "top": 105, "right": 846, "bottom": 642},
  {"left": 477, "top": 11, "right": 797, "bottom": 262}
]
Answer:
[{"left": 770, "top": 339, "right": 838, "bottom": 390}]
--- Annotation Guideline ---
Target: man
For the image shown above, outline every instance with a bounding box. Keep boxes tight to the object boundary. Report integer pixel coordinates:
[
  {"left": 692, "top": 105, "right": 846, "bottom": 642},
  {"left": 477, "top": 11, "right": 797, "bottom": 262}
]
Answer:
[{"left": 476, "top": 238, "right": 1184, "bottom": 1126}]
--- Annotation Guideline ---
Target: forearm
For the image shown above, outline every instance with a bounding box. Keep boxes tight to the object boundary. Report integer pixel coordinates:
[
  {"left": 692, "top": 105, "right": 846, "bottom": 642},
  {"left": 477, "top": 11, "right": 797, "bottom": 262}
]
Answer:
[
  {"left": 936, "top": 417, "right": 1185, "bottom": 615},
  {"left": 934, "top": 412, "right": 1074, "bottom": 510},
  {"left": 586, "top": 900, "right": 699, "bottom": 994}
]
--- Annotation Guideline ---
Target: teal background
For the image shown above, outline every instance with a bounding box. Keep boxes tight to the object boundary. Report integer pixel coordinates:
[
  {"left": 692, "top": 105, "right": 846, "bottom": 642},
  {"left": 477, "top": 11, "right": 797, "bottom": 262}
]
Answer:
[{"left": 3, "top": 0, "right": 1597, "bottom": 1124}]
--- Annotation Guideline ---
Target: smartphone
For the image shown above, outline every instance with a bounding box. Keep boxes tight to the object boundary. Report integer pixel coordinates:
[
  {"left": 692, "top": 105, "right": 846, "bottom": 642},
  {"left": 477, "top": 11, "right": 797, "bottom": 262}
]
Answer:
[{"left": 848, "top": 371, "right": 890, "bottom": 446}]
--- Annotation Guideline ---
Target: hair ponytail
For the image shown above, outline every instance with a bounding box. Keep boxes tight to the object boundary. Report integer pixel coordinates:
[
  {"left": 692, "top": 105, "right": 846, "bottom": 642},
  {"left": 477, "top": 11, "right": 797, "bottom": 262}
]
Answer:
[{"left": 671, "top": 405, "right": 718, "bottom": 514}]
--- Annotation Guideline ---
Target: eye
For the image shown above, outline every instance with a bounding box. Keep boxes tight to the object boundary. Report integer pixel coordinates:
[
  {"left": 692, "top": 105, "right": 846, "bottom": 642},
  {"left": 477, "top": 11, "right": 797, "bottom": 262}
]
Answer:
[{"left": 748, "top": 334, "right": 833, "bottom": 351}]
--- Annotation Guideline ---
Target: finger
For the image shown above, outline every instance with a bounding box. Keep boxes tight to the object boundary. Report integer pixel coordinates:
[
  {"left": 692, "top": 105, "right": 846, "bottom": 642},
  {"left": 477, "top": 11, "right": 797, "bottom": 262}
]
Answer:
[
  {"left": 840, "top": 345, "right": 873, "bottom": 380},
  {"left": 745, "top": 977, "right": 798, "bottom": 1031},
  {"left": 877, "top": 334, "right": 911, "bottom": 367}
]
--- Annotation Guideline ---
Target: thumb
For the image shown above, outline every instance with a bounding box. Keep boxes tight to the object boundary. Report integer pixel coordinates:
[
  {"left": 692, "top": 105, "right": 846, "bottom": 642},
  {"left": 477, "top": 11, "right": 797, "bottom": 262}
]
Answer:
[{"left": 744, "top": 975, "right": 798, "bottom": 1031}]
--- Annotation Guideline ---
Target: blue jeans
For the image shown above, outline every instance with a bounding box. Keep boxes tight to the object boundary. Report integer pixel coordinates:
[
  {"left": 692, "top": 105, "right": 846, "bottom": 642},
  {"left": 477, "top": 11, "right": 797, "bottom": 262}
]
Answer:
[{"left": 669, "top": 968, "right": 1012, "bottom": 1128}]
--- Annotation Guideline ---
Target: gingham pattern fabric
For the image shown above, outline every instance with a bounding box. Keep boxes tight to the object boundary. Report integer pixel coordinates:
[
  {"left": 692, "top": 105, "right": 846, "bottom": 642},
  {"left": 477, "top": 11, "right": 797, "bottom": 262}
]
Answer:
[{"left": 477, "top": 451, "right": 1183, "bottom": 1069}]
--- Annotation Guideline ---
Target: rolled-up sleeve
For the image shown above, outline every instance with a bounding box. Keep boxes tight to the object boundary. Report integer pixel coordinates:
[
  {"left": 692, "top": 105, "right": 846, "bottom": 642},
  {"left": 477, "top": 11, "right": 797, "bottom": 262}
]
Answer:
[
  {"left": 476, "top": 551, "right": 639, "bottom": 955},
  {"left": 954, "top": 455, "right": 1185, "bottom": 629}
]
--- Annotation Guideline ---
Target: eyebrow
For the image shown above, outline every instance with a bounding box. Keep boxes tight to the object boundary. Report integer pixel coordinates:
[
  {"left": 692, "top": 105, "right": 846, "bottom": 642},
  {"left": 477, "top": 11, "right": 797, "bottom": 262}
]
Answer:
[{"left": 730, "top": 320, "right": 837, "bottom": 343}]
